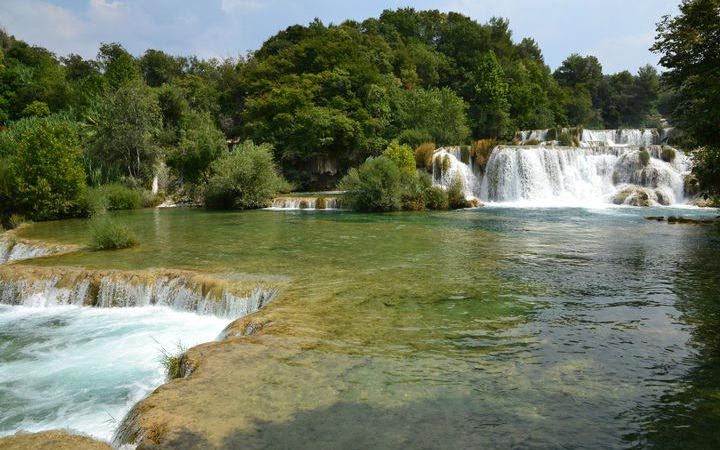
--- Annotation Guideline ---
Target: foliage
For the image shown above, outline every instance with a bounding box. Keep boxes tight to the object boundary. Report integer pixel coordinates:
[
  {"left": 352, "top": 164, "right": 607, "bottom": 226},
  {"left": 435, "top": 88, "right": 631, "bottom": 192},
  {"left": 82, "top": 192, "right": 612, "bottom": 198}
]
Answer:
[
  {"left": 89, "top": 214, "right": 138, "bottom": 250},
  {"left": 558, "top": 132, "right": 573, "bottom": 146},
  {"left": 661, "top": 147, "right": 676, "bottom": 163},
  {"left": 159, "top": 341, "right": 187, "bottom": 380},
  {"left": 90, "top": 79, "right": 162, "bottom": 180},
  {"left": 339, "top": 156, "right": 404, "bottom": 212},
  {"left": 21, "top": 100, "right": 50, "bottom": 118},
  {"left": 423, "top": 185, "right": 449, "bottom": 210},
  {"left": 1, "top": 117, "right": 86, "bottom": 220},
  {"left": 100, "top": 183, "right": 142, "bottom": 210},
  {"left": 382, "top": 140, "right": 416, "bottom": 176},
  {"left": 447, "top": 174, "right": 470, "bottom": 209},
  {"left": 639, "top": 150, "right": 651, "bottom": 166},
  {"left": 652, "top": 0, "right": 720, "bottom": 194},
  {"left": 204, "top": 141, "right": 290, "bottom": 210},
  {"left": 470, "top": 138, "right": 497, "bottom": 172},
  {"left": 168, "top": 111, "right": 227, "bottom": 184},
  {"left": 414, "top": 142, "right": 436, "bottom": 172}
]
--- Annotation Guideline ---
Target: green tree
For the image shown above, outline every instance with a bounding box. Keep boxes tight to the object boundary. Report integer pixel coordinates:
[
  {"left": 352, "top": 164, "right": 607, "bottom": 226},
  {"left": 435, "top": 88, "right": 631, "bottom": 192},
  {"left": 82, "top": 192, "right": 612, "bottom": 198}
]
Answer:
[
  {"left": 91, "top": 79, "right": 162, "bottom": 180},
  {"left": 204, "top": 141, "right": 289, "bottom": 209},
  {"left": 2, "top": 118, "right": 86, "bottom": 220},
  {"left": 652, "top": 0, "right": 720, "bottom": 194},
  {"left": 468, "top": 50, "right": 510, "bottom": 138},
  {"left": 97, "top": 43, "right": 140, "bottom": 88},
  {"left": 382, "top": 140, "right": 416, "bottom": 175},
  {"left": 168, "top": 111, "right": 227, "bottom": 184}
]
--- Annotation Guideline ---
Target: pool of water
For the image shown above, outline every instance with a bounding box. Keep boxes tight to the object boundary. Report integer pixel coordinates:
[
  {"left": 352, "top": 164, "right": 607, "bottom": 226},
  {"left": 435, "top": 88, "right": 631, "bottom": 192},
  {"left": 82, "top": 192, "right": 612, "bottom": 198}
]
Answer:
[{"left": 3, "top": 205, "right": 720, "bottom": 448}]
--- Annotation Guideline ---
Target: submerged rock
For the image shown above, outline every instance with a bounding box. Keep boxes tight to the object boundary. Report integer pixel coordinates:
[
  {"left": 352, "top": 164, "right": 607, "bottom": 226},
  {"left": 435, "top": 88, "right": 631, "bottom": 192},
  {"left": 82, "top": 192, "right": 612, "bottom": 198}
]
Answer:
[{"left": 0, "top": 431, "right": 112, "bottom": 450}]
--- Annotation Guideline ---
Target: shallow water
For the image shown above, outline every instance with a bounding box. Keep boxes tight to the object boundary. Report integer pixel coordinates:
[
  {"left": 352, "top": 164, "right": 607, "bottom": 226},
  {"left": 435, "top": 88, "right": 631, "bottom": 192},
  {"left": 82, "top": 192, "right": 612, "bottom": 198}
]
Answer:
[{"left": 5, "top": 206, "right": 720, "bottom": 448}]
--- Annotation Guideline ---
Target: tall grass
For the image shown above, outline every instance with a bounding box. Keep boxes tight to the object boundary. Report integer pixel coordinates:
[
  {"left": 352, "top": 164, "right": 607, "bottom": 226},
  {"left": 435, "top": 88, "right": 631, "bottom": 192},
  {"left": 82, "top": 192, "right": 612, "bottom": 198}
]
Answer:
[{"left": 89, "top": 214, "right": 137, "bottom": 250}]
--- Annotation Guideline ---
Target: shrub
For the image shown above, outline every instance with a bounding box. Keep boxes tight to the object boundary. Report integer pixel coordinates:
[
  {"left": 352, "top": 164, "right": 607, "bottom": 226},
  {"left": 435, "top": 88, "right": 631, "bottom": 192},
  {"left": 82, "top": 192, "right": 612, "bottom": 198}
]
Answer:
[
  {"left": 4, "top": 118, "right": 86, "bottom": 221},
  {"left": 21, "top": 101, "right": 50, "bottom": 118},
  {"left": 639, "top": 150, "right": 651, "bottom": 166},
  {"left": 400, "top": 173, "right": 427, "bottom": 211},
  {"left": 460, "top": 145, "right": 470, "bottom": 164},
  {"left": 447, "top": 174, "right": 470, "bottom": 209},
  {"left": 558, "top": 132, "right": 573, "bottom": 146},
  {"left": 338, "top": 156, "right": 403, "bottom": 212},
  {"left": 141, "top": 190, "right": 164, "bottom": 208},
  {"left": 100, "top": 183, "right": 142, "bottom": 210},
  {"left": 167, "top": 111, "right": 226, "bottom": 184},
  {"left": 397, "top": 129, "right": 433, "bottom": 149},
  {"left": 415, "top": 142, "right": 436, "bottom": 172},
  {"left": 661, "top": 147, "right": 676, "bottom": 163},
  {"left": 525, "top": 138, "right": 541, "bottom": 145},
  {"left": 470, "top": 139, "right": 497, "bottom": 172},
  {"left": 424, "top": 186, "right": 449, "bottom": 210},
  {"left": 383, "top": 140, "right": 416, "bottom": 176},
  {"left": 442, "top": 154, "right": 451, "bottom": 175},
  {"left": 89, "top": 215, "right": 138, "bottom": 250},
  {"left": 204, "top": 141, "right": 290, "bottom": 210}
]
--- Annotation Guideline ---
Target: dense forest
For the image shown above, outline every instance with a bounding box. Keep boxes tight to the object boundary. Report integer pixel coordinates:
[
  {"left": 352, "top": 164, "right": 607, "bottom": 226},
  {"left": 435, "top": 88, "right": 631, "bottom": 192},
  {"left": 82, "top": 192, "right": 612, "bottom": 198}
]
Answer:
[{"left": 0, "top": 6, "right": 715, "bottom": 224}]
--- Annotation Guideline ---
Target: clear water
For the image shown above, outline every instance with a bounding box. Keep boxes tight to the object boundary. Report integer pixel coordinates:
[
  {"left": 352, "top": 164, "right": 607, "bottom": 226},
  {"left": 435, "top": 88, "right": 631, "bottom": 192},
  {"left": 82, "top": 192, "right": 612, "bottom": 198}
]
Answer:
[
  {"left": 4, "top": 205, "right": 720, "bottom": 448},
  {"left": 0, "top": 304, "right": 229, "bottom": 442}
]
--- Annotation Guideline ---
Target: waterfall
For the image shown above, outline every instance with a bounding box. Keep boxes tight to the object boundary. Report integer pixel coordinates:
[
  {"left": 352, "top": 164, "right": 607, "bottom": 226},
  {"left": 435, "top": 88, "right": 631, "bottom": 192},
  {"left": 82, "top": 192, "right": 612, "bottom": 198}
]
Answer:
[
  {"left": 431, "top": 147, "right": 482, "bottom": 199},
  {"left": 580, "top": 129, "right": 659, "bottom": 147},
  {"left": 151, "top": 175, "right": 159, "bottom": 195},
  {"left": 0, "top": 238, "right": 69, "bottom": 264},
  {"left": 0, "top": 268, "right": 278, "bottom": 319},
  {"left": 269, "top": 195, "right": 342, "bottom": 210},
  {"left": 480, "top": 145, "right": 690, "bottom": 206},
  {"left": 431, "top": 128, "right": 692, "bottom": 207}
]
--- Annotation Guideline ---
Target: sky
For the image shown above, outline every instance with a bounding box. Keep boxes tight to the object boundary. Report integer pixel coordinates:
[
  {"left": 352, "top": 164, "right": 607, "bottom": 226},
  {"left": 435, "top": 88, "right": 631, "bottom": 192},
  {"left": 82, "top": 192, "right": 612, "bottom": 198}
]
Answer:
[{"left": 0, "top": 0, "right": 680, "bottom": 74}]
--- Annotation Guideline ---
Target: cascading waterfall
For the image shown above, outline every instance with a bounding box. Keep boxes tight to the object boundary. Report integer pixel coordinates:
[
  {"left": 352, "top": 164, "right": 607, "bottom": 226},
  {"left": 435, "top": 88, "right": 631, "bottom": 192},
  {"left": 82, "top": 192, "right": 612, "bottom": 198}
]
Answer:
[
  {"left": 432, "top": 147, "right": 482, "bottom": 199},
  {"left": 0, "top": 268, "right": 278, "bottom": 319},
  {"left": 0, "top": 237, "right": 68, "bottom": 264},
  {"left": 0, "top": 264, "right": 280, "bottom": 441},
  {"left": 269, "top": 196, "right": 342, "bottom": 210},
  {"left": 433, "top": 129, "right": 692, "bottom": 207}
]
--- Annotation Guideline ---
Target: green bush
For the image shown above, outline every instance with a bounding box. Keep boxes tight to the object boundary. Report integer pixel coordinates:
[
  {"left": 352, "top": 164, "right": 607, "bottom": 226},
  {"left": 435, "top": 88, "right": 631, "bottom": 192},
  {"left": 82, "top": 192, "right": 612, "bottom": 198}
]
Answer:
[
  {"left": 661, "top": 147, "right": 676, "bottom": 163},
  {"left": 414, "top": 142, "right": 436, "bottom": 172},
  {"left": 1, "top": 117, "right": 86, "bottom": 221},
  {"left": 639, "top": 150, "right": 651, "bottom": 166},
  {"left": 383, "top": 140, "right": 416, "bottom": 176},
  {"left": 167, "top": 111, "right": 226, "bottom": 184},
  {"left": 558, "top": 132, "right": 573, "bottom": 146},
  {"left": 338, "top": 156, "right": 403, "bottom": 212},
  {"left": 204, "top": 141, "right": 290, "bottom": 210},
  {"left": 424, "top": 186, "right": 449, "bottom": 210},
  {"left": 447, "top": 174, "right": 470, "bottom": 209},
  {"left": 100, "top": 183, "right": 142, "bottom": 210},
  {"left": 89, "top": 215, "right": 138, "bottom": 250}
]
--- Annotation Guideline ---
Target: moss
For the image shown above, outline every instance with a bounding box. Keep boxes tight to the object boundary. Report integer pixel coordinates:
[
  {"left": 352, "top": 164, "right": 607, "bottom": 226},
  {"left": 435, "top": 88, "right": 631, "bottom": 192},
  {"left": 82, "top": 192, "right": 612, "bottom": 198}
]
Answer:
[
  {"left": 299, "top": 200, "right": 310, "bottom": 209},
  {"left": 316, "top": 196, "right": 327, "bottom": 210},
  {"left": 525, "top": 138, "right": 541, "bottom": 145},
  {"left": 661, "top": 147, "right": 676, "bottom": 163},
  {"left": 442, "top": 154, "right": 451, "bottom": 175},
  {"left": 684, "top": 174, "right": 699, "bottom": 196},
  {"left": 639, "top": 150, "right": 651, "bottom": 166},
  {"left": 460, "top": 146, "right": 470, "bottom": 164},
  {"left": 612, "top": 171, "right": 621, "bottom": 185}
]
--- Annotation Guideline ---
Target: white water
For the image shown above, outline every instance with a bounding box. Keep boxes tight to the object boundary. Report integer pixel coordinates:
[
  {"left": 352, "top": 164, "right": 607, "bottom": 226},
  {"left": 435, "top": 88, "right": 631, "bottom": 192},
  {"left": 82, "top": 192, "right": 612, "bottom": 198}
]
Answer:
[
  {"left": 268, "top": 197, "right": 342, "bottom": 210},
  {"left": 481, "top": 146, "right": 690, "bottom": 206},
  {"left": 0, "top": 238, "right": 60, "bottom": 264},
  {"left": 0, "top": 303, "right": 229, "bottom": 442},
  {"left": 580, "top": 129, "right": 659, "bottom": 147},
  {"left": 432, "top": 148, "right": 482, "bottom": 200}
]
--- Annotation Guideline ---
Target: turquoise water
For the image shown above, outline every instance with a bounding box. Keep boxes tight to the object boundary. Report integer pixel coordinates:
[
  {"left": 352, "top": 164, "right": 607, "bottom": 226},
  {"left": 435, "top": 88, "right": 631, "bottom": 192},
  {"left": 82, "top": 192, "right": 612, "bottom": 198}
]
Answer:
[{"left": 4, "top": 205, "right": 720, "bottom": 448}]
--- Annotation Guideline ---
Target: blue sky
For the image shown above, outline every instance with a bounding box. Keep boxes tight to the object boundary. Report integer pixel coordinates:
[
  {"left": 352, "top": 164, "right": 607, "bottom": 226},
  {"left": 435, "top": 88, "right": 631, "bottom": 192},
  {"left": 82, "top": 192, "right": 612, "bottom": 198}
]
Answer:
[{"left": 0, "top": 0, "right": 679, "bottom": 73}]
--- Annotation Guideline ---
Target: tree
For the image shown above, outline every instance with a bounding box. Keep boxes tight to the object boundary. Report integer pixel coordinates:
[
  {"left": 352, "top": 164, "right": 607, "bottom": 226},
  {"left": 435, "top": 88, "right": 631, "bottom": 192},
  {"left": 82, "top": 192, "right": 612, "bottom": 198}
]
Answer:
[
  {"left": 338, "top": 156, "right": 404, "bottom": 212},
  {"left": 168, "top": 111, "right": 226, "bottom": 184},
  {"left": 2, "top": 117, "right": 86, "bottom": 220},
  {"left": 652, "top": 0, "right": 720, "bottom": 194},
  {"left": 97, "top": 43, "right": 140, "bottom": 88},
  {"left": 382, "top": 140, "right": 415, "bottom": 176},
  {"left": 204, "top": 141, "right": 290, "bottom": 209},
  {"left": 468, "top": 50, "right": 510, "bottom": 138},
  {"left": 91, "top": 79, "right": 161, "bottom": 180}
]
